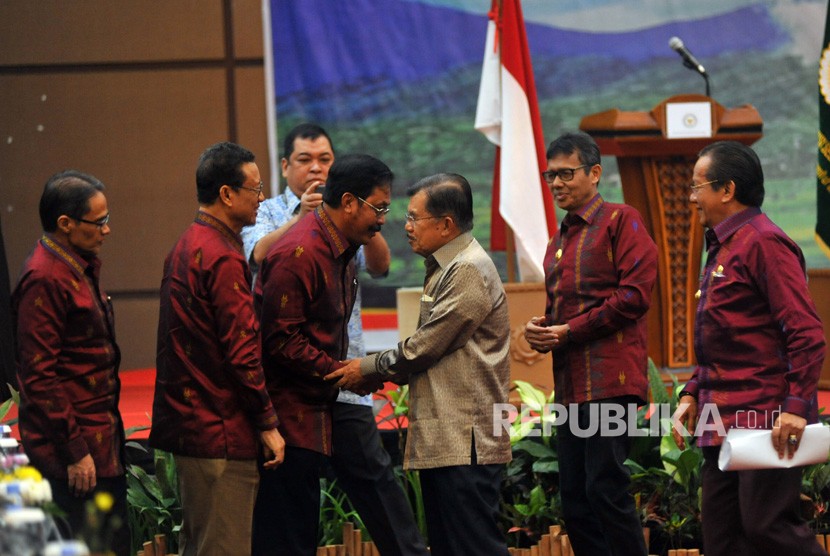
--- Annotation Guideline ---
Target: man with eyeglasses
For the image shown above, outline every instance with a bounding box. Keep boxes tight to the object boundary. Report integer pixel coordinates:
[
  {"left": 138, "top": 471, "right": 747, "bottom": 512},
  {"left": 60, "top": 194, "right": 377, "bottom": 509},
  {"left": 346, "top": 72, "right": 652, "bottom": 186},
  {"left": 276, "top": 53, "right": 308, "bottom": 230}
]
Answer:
[
  {"left": 151, "top": 142, "right": 285, "bottom": 556},
  {"left": 253, "top": 153, "right": 403, "bottom": 556},
  {"left": 244, "top": 124, "right": 426, "bottom": 556},
  {"left": 524, "top": 131, "right": 657, "bottom": 556},
  {"left": 12, "top": 170, "right": 131, "bottom": 555},
  {"left": 328, "top": 173, "right": 512, "bottom": 556},
  {"left": 673, "top": 141, "right": 825, "bottom": 556}
]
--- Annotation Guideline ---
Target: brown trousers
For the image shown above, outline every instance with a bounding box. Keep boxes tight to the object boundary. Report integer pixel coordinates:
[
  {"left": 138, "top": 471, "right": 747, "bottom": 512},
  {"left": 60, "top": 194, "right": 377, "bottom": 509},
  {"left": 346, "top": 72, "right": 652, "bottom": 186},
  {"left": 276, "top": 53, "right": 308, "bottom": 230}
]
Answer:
[{"left": 175, "top": 455, "right": 259, "bottom": 556}]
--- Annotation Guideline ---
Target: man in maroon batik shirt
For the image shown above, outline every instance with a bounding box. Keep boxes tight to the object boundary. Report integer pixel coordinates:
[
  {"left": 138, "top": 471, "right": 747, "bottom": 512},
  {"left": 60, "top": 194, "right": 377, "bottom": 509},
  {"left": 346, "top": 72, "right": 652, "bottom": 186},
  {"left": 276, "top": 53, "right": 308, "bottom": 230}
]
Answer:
[
  {"left": 12, "top": 170, "right": 130, "bottom": 555},
  {"left": 151, "top": 142, "right": 284, "bottom": 556},
  {"left": 673, "top": 141, "right": 826, "bottom": 556},
  {"left": 252, "top": 154, "right": 393, "bottom": 556},
  {"left": 525, "top": 132, "right": 657, "bottom": 556}
]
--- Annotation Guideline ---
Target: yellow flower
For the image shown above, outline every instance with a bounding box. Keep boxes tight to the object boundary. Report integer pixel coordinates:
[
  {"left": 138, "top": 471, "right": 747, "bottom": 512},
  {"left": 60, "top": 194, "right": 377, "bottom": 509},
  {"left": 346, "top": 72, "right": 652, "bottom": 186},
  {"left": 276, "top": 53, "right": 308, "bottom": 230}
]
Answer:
[
  {"left": 94, "top": 491, "right": 114, "bottom": 512},
  {"left": 14, "top": 466, "right": 42, "bottom": 482}
]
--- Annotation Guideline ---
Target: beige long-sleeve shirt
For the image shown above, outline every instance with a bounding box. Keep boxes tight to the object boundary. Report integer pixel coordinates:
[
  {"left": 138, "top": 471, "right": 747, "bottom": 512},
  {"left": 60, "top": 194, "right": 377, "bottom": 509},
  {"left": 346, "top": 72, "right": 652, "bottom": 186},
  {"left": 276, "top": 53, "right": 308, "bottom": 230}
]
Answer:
[{"left": 360, "top": 233, "right": 512, "bottom": 470}]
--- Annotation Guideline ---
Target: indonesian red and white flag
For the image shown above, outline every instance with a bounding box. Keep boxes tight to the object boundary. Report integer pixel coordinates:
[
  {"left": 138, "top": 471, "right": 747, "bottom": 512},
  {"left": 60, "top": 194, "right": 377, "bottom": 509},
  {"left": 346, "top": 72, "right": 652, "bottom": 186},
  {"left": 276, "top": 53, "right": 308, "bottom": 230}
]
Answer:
[{"left": 474, "top": 0, "right": 556, "bottom": 282}]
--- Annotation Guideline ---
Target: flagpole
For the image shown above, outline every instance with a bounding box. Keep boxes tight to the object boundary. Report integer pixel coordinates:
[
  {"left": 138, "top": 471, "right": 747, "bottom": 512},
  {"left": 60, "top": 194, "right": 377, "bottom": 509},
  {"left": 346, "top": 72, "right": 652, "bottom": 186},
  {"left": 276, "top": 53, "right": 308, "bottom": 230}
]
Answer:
[{"left": 498, "top": 0, "right": 517, "bottom": 283}]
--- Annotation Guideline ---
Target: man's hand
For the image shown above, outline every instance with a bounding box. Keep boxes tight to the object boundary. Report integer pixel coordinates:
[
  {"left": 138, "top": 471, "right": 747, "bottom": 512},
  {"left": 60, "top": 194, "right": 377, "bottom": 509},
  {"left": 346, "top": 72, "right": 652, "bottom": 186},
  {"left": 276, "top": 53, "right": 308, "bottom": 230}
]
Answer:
[
  {"left": 672, "top": 395, "right": 698, "bottom": 450},
  {"left": 524, "top": 317, "right": 569, "bottom": 353},
  {"left": 326, "top": 359, "right": 375, "bottom": 392},
  {"left": 299, "top": 181, "right": 325, "bottom": 216},
  {"left": 67, "top": 453, "right": 96, "bottom": 497},
  {"left": 772, "top": 412, "right": 807, "bottom": 460},
  {"left": 350, "top": 375, "right": 385, "bottom": 396},
  {"left": 363, "top": 230, "right": 391, "bottom": 277},
  {"left": 260, "top": 428, "right": 286, "bottom": 470},
  {"left": 252, "top": 181, "right": 327, "bottom": 265}
]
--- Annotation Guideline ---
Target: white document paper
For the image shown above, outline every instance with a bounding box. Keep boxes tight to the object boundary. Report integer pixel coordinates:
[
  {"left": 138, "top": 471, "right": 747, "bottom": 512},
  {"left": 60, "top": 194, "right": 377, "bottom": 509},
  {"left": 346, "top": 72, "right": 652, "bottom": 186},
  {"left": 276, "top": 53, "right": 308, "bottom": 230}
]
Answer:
[{"left": 718, "top": 423, "right": 830, "bottom": 471}]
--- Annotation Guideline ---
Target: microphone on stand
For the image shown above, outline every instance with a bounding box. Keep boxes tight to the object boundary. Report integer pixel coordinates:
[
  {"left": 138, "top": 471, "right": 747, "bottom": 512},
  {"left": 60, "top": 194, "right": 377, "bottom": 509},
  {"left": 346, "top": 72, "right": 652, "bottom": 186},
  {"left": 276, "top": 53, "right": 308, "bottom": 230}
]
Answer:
[
  {"left": 669, "top": 36, "right": 710, "bottom": 96},
  {"left": 669, "top": 37, "right": 706, "bottom": 75}
]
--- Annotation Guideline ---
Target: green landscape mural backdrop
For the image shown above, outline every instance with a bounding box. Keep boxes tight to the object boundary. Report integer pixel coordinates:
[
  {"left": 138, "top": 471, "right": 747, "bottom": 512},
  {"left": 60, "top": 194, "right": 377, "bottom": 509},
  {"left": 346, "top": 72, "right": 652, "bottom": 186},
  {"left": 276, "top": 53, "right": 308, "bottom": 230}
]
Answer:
[{"left": 268, "top": 0, "right": 828, "bottom": 301}]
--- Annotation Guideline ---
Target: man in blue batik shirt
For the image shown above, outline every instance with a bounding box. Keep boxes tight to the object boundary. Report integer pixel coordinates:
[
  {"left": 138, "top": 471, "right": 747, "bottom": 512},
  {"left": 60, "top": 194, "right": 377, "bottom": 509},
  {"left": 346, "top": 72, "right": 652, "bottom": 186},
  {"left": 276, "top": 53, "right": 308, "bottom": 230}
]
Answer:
[{"left": 242, "top": 123, "right": 428, "bottom": 556}]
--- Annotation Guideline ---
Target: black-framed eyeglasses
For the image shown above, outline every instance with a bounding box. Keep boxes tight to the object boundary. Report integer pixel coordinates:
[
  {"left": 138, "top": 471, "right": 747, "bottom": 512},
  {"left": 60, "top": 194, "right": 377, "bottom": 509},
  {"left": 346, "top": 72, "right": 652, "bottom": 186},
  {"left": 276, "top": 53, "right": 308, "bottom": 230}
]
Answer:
[
  {"left": 236, "top": 181, "right": 264, "bottom": 195},
  {"left": 404, "top": 213, "right": 440, "bottom": 223},
  {"left": 541, "top": 165, "right": 589, "bottom": 184},
  {"left": 689, "top": 179, "right": 718, "bottom": 192},
  {"left": 75, "top": 213, "right": 110, "bottom": 228},
  {"left": 357, "top": 196, "right": 390, "bottom": 216}
]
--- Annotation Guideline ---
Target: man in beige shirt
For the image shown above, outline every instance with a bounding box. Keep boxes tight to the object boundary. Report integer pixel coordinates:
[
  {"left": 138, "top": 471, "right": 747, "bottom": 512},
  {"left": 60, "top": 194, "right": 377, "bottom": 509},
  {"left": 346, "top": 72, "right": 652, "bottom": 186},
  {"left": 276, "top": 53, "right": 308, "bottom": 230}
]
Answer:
[{"left": 329, "top": 173, "right": 511, "bottom": 556}]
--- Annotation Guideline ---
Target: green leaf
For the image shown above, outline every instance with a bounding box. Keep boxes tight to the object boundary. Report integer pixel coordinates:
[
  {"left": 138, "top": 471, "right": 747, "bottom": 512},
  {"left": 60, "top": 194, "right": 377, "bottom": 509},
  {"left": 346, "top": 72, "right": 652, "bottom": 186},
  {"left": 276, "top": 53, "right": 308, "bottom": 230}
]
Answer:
[
  {"left": 513, "top": 380, "right": 548, "bottom": 412},
  {"left": 531, "top": 460, "right": 559, "bottom": 474},
  {"left": 513, "top": 503, "right": 531, "bottom": 516},
  {"left": 513, "top": 439, "right": 556, "bottom": 459},
  {"left": 125, "top": 440, "right": 147, "bottom": 453},
  {"left": 0, "top": 386, "right": 19, "bottom": 425},
  {"left": 673, "top": 447, "right": 703, "bottom": 490},
  {"left": 154, "top": 450, "right": 178, "bottom": 500},
  {"left": 510, "top": 418, "right": 540, "bottom": 445},
  {"left": 0, "top": 397, "right": 13, "bottom": 422},
  {"left": 530, "top": 484, "right": 546, "bottom": 503},
  {"left": 647, "top": 358, "right": 670, "bottom": 405},
  {"left": 127, "top": 489, "right": 155, "bottom": 508},
  {"left": 624, "top": 458, "right": 647, "bottom": 474},
  {"left": 125, "top": 424, "right": 150, "bottom": 439}
]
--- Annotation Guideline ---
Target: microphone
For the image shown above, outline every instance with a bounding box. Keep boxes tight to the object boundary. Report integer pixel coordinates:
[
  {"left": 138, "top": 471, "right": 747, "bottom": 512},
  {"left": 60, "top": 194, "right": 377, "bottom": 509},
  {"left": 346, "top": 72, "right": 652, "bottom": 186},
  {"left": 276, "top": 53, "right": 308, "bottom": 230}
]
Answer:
[{"left": 669, "top": 36, "right": 707, "bottom": 76}]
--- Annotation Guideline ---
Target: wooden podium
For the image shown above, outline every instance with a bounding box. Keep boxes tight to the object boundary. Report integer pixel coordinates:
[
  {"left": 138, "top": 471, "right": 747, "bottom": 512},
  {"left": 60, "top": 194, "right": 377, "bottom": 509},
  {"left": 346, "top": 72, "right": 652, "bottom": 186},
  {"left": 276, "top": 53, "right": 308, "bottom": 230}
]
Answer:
[{"left": 579, "top": 94, "right": 763, "bottom": 369}]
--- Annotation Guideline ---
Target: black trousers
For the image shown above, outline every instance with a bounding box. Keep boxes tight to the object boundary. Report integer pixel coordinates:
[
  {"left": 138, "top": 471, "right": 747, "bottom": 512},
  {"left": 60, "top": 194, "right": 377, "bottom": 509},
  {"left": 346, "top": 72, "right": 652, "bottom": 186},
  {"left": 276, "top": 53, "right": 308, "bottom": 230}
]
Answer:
[
  {"left": 701, "top": 447, "right": 825, "bottom": 556},
  {"left": 419, "top": 460, "right": 509, "bottom": 556},
  {"left": 329, "top": 402, "right": 428, "bottom": 556},
  {"left": 557, "top": 399, "right": 647, "bottom": 556},
  {"left": 49, "top": 474, "right": 131, "bottom": 556},
  {"left": 253, "top": 446, "right": 324, "bottom": 556},
  {"left": 253, "top": 403, "right": 428, "bottom": 556}
]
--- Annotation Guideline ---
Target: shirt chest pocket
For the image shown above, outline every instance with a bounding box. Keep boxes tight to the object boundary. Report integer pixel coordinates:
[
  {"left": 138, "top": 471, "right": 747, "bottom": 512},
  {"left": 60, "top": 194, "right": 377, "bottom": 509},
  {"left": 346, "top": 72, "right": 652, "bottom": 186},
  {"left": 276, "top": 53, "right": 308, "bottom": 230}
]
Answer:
[{"left": 418, "top": 297, "right": 434, "bottom": 327}]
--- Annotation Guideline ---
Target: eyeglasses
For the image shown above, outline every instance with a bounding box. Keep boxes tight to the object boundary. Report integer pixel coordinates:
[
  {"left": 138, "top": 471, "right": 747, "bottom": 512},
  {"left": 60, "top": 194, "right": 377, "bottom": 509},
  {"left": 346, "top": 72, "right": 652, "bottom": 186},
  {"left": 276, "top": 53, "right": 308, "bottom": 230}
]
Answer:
[
  {"left": 689, "top": 179, "right": 718, "bottom": 192},
  {"left": 357, "top": 196, "right": 390, "bottom": 216},
  {"left": 541, "top": 165, "right": 589, "bottom": 184},
  {"left": 405, "top": 213, "right": 440, "bottom": 223},
  {"left": 75, "top": 213, "right": 110, "bottom": 228},
  {"left": 236, "top": 181, "right": 264, "bottom": 195}
]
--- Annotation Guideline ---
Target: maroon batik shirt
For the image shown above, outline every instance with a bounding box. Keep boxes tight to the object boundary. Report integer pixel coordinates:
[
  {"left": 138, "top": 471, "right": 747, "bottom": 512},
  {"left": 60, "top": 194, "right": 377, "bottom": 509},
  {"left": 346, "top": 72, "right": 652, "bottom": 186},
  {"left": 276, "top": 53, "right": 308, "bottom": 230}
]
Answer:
[
  {"left": 544, "top": 195, "right": 658, "bottom": 405},
  {"left": 150, "top": 212, "right": 278, "bottom": 459},
  {"left": 12, "top": 236, "right": 125, "bottom": 479},
  {"left": 682, "top": 207, "right": 825, "bottom": 447},
  {"left": 256, "top": 206, "right": 357, "bottom": 455}
]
